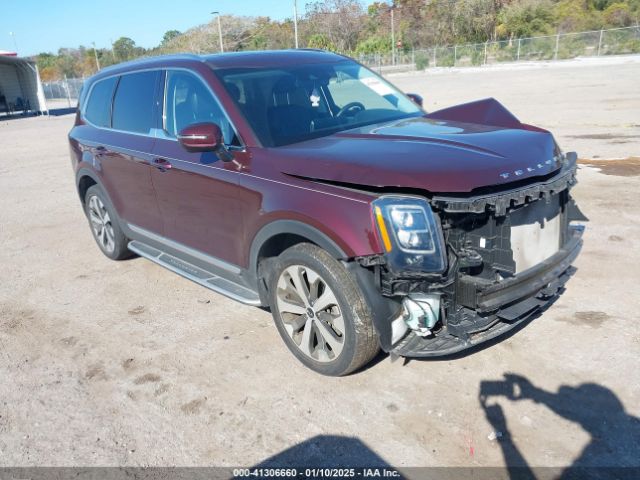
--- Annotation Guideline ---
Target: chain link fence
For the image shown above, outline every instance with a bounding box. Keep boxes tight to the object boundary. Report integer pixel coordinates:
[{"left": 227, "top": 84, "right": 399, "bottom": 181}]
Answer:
[
  {"left": 42, "top": 76, "right": 84, "bottom": 106},
  {"left": 359, "top": 26, "right": 640, "bottom": 72},
  {"left": 42, "top": 26, "right": 640, "bottom": 103}
]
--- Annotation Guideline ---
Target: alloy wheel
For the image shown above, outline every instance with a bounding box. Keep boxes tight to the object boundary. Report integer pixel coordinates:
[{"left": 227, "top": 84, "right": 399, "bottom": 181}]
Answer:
[
  {"left": 275, "top": 265, "right": 345, "bottom": 362},
  {"left": 88, "top": 195, "right": 115, "bottom": 254}
]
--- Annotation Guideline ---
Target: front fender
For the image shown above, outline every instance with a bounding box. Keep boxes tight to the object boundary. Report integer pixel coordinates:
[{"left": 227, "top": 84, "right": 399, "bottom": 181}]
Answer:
[{"left": 248, "top": 219, "right": 348, "bottom": 278}]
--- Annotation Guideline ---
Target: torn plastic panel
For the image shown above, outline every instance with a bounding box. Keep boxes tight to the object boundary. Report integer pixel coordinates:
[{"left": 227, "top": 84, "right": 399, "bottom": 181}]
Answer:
[{"left": 431, "top": 153, "right": 579, "bottom": 217}]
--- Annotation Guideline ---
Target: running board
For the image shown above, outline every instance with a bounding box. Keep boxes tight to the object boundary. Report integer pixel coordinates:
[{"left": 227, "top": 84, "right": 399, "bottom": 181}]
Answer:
[{"left": 128, "top": 240, "right": 262, "bottom": 306}]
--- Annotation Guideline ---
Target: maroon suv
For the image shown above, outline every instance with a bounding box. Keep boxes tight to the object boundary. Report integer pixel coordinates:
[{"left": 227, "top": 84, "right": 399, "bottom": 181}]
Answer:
[{"left": 69, "top": 50, "right": 586, "bottom": 376}]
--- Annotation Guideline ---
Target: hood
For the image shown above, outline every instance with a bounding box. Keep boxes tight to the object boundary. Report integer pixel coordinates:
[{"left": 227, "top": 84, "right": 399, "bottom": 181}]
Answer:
[{"left": 273, "top": 100, "right": 561, "bottom": 193}]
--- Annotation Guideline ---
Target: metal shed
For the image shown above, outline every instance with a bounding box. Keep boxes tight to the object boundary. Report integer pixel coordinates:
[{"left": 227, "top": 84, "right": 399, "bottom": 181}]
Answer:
[{"left": 0, "top": 54, "right": 48, "bottom": 116}]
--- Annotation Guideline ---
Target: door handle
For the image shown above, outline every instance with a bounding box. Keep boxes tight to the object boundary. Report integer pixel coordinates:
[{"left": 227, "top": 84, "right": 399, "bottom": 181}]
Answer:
[{"left": 152, "top": 158, "right": 172, "bottom": 172}]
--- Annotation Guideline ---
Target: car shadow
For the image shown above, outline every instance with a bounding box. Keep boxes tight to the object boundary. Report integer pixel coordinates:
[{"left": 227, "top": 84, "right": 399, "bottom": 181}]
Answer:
[
  {"left": 252, "top": 435, "right": 391, "bottom": 468},
  {"left": 0, "top": 108, "right": 75, "bottom": 120},
  {"left": 48, "top": 107, "right": 76, "bottom": 116},
  {"left": 0, "top": 111, "right": 37, "bottom": 121},
  {"left": 479, "top": 373, "right": 640, "bottom": 479}
]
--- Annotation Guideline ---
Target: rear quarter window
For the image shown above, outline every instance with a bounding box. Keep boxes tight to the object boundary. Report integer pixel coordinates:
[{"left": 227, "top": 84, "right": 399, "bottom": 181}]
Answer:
[
  {"left": 112, "top": 71, "right": 160, "bottom": 134},
  {"left": 84, "top": 77, "right": 117, "bottom": 127}
]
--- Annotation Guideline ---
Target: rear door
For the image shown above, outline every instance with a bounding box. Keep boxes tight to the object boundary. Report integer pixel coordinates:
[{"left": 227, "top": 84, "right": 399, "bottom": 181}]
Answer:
[
  {"left": 150, "top": 69, "right": 245, "bottom": 266},
  {"left": 97, "top": 70, "right": 163, "bottom": 234}
]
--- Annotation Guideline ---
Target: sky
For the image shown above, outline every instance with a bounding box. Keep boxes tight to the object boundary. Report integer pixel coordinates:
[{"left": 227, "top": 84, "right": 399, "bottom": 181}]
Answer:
[{"left": 1, "top": 0, "right": 378, "bottom": 57}]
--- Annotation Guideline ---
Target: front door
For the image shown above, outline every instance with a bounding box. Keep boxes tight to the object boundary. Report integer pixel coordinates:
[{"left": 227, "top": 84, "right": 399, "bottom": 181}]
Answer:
[{"left": 150, "top": 69, "right": 245, "bottom": 267}]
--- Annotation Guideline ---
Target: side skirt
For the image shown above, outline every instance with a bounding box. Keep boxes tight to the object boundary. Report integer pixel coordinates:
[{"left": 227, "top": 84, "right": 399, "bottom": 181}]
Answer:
[{"left": 128, "top": 240, "right": 262, "bottom": 306}]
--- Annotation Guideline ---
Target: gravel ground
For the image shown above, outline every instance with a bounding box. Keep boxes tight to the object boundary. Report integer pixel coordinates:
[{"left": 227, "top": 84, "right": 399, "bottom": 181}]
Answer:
[
  {"left": 0, "top": 58, "right": 639, "bottom": 470},
  {"left": 391, "top": 54, "right": 640, "bottom": 160}
]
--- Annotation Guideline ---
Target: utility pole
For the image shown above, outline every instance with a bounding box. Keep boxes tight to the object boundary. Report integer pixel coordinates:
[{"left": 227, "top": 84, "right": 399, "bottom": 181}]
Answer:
[
  {"left": 212, "top": 11, "right": 224, "bottom": 53},
  {"left": 597, "top": 29, "right": 604, "bottom": 56},
  {"left": 64, "top": 74, "right": 72, "bottom": 108},
  {"left": 92, "top": 41, "right": 101, "bottom": 71},
  {"left": 390, "top": 6, "right": 395, "bottom": 66},
  {"left": 9, "top": 32, "right": 18, "bottom": 54},
  {"left": 293, "top": 0, "right": 299, "bottom": 49}
]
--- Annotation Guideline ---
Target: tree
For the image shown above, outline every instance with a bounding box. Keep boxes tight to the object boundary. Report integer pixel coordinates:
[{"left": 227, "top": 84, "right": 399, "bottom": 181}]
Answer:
[
  {"left": 112, "top": 37, "right": 137, "bottom": 61},
  {"left": 604, "top": 2, "right": 634, "bottom": 26},
  {"left": 448, "top": 0, "right": 511, "bottom": 44},
  {"left": 304, "top": 0, "right": 366, "bottom": 52},
  {"left": 588, "top": 0, "right": 617, "bottom": 11},
  {"left": 497, "top": 0, "right": 554, "bottom": 39},
  {"left": 161, "top": 30, "right": 182, "bottom": 47},
  {"left": 307, "top": 33, "right": 336, "bottom": 50}
]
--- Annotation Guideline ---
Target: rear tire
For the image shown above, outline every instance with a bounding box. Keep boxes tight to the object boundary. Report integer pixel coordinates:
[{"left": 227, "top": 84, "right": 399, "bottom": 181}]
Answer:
[
  {"left": 268, "top": 243, "right": 379, "bottom": 376},
  {"left": 84, "top": 184, "right": 132, "bottom": 261}
]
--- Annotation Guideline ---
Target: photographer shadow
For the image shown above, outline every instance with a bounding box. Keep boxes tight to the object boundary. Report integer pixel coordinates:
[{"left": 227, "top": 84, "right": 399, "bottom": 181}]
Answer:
[{"left": 479, "top": 374, "right": 640, "bottom": 479}]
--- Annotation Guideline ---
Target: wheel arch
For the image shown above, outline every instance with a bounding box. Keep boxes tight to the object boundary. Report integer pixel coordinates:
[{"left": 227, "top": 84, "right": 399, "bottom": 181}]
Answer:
[
  {"left": 248, "top": 220, "right": 349, "bottom": 300},
  {"left": 76, "top": 168, "right": 101, "bottom": 205},
  {"left": 250, "top": 220, "right": 348, "bottom": 274},
  {"left": 250, "top": 220, "right": 401, "bottom": 353},
  {"left": 75, "top": 168, "right": 123, "bottom": 232}
]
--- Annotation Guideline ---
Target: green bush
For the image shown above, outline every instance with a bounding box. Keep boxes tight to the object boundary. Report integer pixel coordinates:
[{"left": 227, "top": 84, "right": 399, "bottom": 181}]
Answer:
[
  {"left": 355, "top": 36, "right": 392, "bottom": 54},
  {"left": 471, "top": 48, "right": 485, "bottom": 65},
  {"left": 434, "top": 48, "right": 455, "bottom": 67},
  {"left": 415, "top": 52, "right": 429, "bottom": 70}
]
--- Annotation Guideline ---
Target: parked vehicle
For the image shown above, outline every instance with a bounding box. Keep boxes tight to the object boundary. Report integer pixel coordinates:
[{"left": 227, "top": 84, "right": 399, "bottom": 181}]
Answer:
[{"left": 69, "top": 50, "right": 586, "bottom": 376}]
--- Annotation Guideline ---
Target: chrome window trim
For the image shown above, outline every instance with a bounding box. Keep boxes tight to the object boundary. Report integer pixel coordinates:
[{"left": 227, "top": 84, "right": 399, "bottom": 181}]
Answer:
[
  {"left": 81, "top": 75, "right": 118, "bottom": 130},
  {"left": 80, "top": 66, "right": 244, "bottom": 150},
  {"left": 161, "top": 68, "right": 245, "bottom": 149}
]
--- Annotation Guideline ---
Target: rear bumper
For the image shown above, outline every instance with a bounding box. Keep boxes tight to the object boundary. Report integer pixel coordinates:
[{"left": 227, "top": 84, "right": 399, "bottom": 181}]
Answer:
[{"left": 390, "top": 225, "right": 583, "bottom": 358}]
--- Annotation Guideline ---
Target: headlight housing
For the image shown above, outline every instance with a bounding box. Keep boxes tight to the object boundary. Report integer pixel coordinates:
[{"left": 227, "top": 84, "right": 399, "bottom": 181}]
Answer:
[{"left": 373, "top": 195, "right": 447, "bottom": 273}]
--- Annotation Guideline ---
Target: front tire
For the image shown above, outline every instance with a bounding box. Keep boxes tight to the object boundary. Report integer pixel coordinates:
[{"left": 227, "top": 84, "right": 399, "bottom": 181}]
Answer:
[
  {"left": 84, "top": 184, "right": 132, "bottom": 260},
  {"left": 268, "top": 243, "right": 379, "bottom": 376}
]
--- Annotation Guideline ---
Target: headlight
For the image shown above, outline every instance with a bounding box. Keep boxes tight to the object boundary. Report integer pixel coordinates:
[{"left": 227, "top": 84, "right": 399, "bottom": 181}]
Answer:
[{"left": 373, "top": 196, "right": 446, "bottom": 273}]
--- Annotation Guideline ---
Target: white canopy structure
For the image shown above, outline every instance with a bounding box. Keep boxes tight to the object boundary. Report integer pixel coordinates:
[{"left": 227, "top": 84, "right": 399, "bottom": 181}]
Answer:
[{"left": 0, "top": 55, "right": 48, "bottom": 116}]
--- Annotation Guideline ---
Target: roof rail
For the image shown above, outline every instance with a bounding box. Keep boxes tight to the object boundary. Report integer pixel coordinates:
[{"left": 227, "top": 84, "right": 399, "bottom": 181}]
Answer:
[{"left": 96, "top": 53, "right": 205, "bottom": 74}]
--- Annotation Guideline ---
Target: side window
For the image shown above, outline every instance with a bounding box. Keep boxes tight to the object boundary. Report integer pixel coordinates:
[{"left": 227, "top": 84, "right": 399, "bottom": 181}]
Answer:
[
  {"left": 112, "top": 71, "right": 160, "bottom": 134},
  {"left": 84, "top": 77, "right": 117, "bottom": 127},
  {"left": 164, "top": 70, "right": 238, "bottom": 145}
]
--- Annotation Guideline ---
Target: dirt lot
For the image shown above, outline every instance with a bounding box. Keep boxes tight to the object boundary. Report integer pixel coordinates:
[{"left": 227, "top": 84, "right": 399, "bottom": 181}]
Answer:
[
  {"left": 392, "top": 55, "right": 640, "bottom": 160},
  {"left": 0, "top": 59, "right": 639, "bottom": 471}
]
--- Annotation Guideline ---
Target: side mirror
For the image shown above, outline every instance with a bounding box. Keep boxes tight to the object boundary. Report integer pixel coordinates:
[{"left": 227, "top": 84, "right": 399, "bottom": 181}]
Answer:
[
  {"left": 177, "top": 122, "right": 223, "bottom": 152},
  {"left": 406, "top": 93, "right": 423, "bottom": 107},
  {"left": 177, "top": 122, "right": 234, "bottom": 162}
]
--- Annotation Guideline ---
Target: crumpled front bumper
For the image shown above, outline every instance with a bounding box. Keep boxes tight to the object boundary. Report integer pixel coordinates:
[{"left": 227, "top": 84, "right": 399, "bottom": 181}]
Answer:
[{"left": 390, "top": 225, "right": 584, "bottom": 358}]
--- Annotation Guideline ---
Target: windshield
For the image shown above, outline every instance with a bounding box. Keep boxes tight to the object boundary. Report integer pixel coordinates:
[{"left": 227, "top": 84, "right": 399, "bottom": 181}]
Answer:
[{"left": 214, "top": 60, "right": 422, "bottom": 147}]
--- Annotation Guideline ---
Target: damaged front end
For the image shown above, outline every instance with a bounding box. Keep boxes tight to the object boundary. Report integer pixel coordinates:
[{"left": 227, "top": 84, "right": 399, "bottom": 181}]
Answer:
[{"left": 355, "top": 153, "right": 587, "bottom": 357}]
